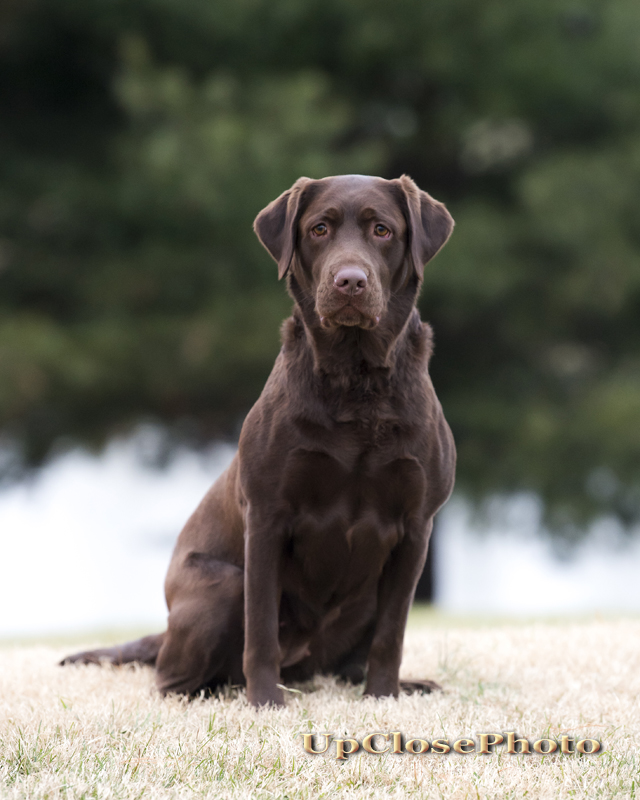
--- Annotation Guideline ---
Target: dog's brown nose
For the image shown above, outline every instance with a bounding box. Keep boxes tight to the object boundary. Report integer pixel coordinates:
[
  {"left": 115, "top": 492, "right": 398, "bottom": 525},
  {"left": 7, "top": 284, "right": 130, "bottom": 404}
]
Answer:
[{"left": 334, "top": 267, "right": 368, "bottom": 296}]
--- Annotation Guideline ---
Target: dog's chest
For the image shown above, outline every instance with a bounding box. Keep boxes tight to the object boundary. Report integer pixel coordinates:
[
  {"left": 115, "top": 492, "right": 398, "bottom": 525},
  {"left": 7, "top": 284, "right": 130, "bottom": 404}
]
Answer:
[{"left": 280, "top": 447, "right": 426, "bottom": 605}]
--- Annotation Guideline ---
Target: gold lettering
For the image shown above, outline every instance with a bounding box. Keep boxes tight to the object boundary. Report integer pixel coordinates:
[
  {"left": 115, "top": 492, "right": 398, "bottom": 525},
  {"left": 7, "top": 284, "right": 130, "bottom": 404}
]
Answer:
[
  {"left": 478, "top": 733, "right": 504, "bottom": 754},
  {"left": 533, "top": 738, "right": 558, "bottom": 754},
  {"left": 431, "top": 739, "right": 451, "bottom": 754},
  {"left": 505, "top": 732, "right": 531, "bottom": 754},
  {"left": 362, "top": 733, "right": 389, "bottom": 754},
  {"left": 405, "top": 738, "right": 430, "bottom": 754},
  {"left": 335, "top": 738, "right": 360, "bottom": 760},
  {"left": 391, "top": 732, "right": 403, "bottom": 754},
  {"left": 453, "top": 738, "right": 475, "bottom": 754},
  {"left": 560, "top": 736, "right": 575, "bottom": 754},
  {"left": 302, "top": 733, "right": 331, "bottom": 754},
  {"left": 576, "top": 739, "right": 601, "bottom": 754}
]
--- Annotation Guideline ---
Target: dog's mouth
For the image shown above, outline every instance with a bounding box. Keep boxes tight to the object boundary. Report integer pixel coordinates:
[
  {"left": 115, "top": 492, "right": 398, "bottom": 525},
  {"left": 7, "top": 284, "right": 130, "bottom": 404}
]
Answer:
[{"left": 319, "top": 304, "right": 380, "bottom": 330}]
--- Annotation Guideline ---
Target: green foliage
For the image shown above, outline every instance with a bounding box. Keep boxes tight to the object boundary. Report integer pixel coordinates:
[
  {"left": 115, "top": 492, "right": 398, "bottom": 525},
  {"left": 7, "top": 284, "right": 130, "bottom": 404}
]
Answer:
[{"left": 1, "top": 0, "right": 640, "bottom": 535}]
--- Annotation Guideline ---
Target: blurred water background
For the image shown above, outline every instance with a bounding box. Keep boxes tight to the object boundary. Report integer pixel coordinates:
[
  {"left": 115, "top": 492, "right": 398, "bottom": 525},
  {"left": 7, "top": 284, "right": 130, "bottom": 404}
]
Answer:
[{"left": 2, "top": 428, "right": 639, "bottom": 638}]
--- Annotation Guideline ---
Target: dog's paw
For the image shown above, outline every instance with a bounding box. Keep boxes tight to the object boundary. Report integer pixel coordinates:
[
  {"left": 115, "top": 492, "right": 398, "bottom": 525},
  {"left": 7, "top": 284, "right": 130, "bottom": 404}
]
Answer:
[
  {"left": 59, "top": 649, "right": 113, "bottom": 666},
  {"left": 247, "top": 683, "right": 286, "bottom": 709},
  {"left": 399, "top": 678, "right": 442, "bottom": 694}
]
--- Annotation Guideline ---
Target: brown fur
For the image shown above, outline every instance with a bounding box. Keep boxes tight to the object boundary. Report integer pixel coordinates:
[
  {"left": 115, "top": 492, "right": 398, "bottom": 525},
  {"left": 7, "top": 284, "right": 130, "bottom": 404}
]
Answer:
[{"left": 61, "top": 174, "right": 456, "bottom": 707}]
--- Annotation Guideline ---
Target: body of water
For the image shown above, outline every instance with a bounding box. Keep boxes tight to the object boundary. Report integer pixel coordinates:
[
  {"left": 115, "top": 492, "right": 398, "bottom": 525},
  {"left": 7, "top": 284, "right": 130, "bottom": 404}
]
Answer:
[{"left": 1, "top": 432, "right": 638, "bottom": 637}]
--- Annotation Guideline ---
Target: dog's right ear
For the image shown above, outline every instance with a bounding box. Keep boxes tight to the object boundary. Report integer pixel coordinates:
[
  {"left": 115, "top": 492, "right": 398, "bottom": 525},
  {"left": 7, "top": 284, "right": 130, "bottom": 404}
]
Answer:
[{"left": 253, "top": 178, "right": 314, "bottom": 280}]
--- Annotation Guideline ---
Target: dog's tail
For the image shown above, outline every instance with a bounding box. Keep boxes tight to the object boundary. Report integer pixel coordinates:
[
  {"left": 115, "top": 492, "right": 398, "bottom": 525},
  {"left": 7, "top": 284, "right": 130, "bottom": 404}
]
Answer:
[{"left": 59, "top": 632, "right": 165, "bottom": 667}]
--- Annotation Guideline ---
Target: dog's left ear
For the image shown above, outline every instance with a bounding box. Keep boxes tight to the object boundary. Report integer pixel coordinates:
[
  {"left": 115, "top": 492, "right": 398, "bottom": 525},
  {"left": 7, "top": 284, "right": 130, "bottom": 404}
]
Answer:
[
  {"left": 395, "top": 174, "right": 454, "bottom": 279},
  {"left": 253, "top": 177, "right": 314, "bottom": 280}
]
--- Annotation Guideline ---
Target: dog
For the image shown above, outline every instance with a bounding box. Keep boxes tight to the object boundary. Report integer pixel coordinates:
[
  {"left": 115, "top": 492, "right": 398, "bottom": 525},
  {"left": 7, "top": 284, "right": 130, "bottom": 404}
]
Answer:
[{"left": 62, "top": 174, "right": 456, "bottom": 707}]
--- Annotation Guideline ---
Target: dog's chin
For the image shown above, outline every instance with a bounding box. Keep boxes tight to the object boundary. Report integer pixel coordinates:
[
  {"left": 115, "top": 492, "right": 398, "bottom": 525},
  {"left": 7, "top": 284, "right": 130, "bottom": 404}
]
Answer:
[{"left": 319, "top": 306, "right": 380, "bottom": 330}]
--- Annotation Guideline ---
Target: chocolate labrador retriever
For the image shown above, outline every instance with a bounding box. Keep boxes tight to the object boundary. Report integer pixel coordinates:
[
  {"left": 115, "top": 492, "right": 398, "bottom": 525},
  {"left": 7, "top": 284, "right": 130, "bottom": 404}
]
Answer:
[{"left": 62, "top": 174, "right": 456, "bottom": 707}]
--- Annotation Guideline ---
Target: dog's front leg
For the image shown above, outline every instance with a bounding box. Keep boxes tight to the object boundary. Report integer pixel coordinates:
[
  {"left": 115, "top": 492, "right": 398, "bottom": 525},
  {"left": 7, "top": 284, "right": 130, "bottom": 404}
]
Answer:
[
  {"left": 243, "top": 508, "right": 286, "bottom": 707},
  {"left": 364, "top": 517, "right": 434, "bottom": 698}
]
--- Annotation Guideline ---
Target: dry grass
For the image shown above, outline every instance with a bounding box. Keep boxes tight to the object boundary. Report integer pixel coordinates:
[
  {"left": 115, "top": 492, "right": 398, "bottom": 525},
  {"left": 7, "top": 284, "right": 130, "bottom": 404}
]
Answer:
[{"left": 1, "top": 614, "right": 639, "bottom": 799}]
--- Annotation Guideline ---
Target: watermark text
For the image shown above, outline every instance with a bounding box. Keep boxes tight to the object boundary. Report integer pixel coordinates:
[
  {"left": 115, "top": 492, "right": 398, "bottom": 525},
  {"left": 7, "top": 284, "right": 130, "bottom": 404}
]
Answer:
[{"left": 302, "top": 732, "right": 601, "bottom": 760}]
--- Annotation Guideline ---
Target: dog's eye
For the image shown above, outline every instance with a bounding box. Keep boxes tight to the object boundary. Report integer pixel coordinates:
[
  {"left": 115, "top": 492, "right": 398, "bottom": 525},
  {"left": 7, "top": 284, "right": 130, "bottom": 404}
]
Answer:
[
  {"left": 311, "top": 223, "right": 328, "bottom": 237},
  {"left": 373, "top": 224, "right": 391, "bottom": 238}
]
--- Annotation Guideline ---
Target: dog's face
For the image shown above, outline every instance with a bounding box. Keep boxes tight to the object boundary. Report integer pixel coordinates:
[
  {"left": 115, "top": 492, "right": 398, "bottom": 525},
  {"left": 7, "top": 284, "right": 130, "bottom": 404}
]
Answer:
[
  {"left": 254, "top": 174, "right": 454, "bottom": 330},
  {"left": 297, "top": 176, "right": 406, "bottom": 330}
]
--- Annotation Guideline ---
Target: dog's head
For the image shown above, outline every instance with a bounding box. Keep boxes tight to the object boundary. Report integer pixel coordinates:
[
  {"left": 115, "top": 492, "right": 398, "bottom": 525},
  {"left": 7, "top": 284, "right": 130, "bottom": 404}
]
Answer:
[{"left": 254, "top": 174, "right": 453, "bottom": 331}]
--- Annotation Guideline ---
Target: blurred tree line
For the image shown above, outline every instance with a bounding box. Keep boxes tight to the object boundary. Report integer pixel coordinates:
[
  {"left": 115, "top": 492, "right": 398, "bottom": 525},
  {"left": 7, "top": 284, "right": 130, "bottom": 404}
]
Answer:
[{"left": 1, "top": 0, "right": 640, "bottom": 539}]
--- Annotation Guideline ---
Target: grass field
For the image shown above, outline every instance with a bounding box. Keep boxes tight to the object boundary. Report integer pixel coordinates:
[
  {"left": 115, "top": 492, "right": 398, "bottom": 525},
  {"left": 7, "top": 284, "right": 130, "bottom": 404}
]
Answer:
[{"left": 1, "top": 610, "right": 638, "bottom": 799}]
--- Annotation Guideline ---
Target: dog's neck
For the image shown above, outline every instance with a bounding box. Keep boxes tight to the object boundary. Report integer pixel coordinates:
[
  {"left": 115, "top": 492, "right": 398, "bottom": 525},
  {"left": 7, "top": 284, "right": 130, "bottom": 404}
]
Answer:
[{"left": 282, "top": 275, "right": 433, "bottom": 421}]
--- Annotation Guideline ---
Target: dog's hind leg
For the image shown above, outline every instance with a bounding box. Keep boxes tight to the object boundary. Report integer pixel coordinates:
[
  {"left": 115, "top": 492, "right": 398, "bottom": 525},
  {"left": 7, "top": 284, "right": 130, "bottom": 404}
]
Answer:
[
  {"left": 155, "top": 558, "right": 245, "bottom": 696},
  {"left": 60, "top": 633, "right": 164, "bottom": 666}
]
